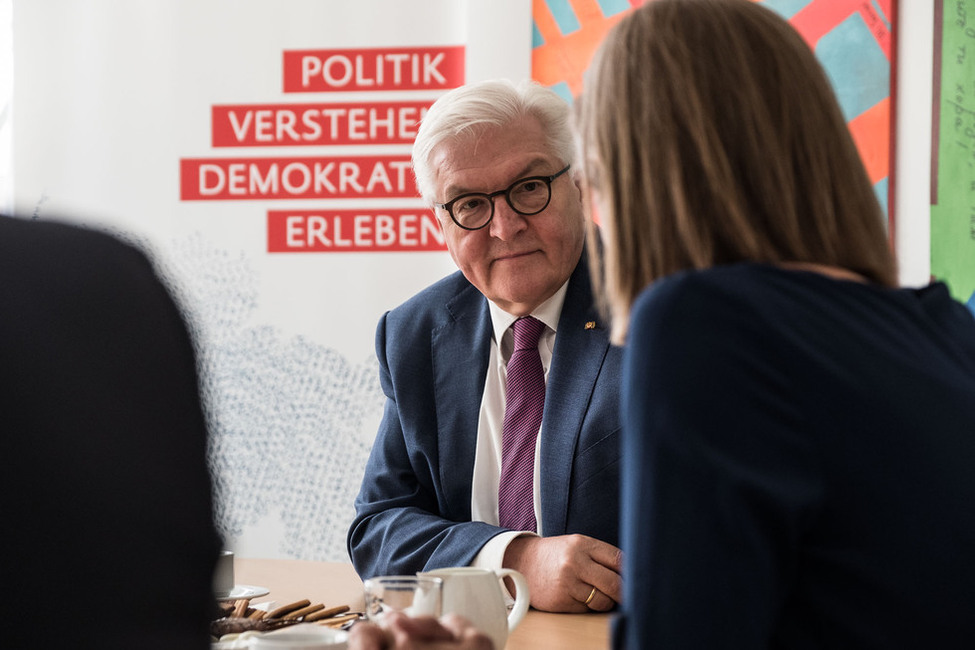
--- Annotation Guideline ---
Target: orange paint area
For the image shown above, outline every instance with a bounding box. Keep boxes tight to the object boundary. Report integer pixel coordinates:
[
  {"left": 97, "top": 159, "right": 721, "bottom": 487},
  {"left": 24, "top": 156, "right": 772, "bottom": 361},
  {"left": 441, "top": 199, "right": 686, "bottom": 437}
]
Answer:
[
  {"left": 848, "top": 96, "right": 890, "bottom": 186},
  {"left": 531, "top": 0, "right": 633, "bottom": 96}
]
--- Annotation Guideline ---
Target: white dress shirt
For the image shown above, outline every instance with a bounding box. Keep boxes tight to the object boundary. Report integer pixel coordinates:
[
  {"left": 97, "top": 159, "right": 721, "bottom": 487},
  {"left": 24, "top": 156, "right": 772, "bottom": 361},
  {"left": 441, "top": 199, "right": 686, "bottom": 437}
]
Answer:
[{"left": 469, "top": 281, "right": 569, "bottom": 570}]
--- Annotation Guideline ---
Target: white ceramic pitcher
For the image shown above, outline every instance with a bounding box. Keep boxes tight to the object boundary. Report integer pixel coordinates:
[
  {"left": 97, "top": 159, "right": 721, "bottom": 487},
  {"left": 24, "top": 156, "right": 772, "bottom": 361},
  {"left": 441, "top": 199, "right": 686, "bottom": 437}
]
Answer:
[{"left": 418, "top": 567, "right": 530, "bottom": 649}]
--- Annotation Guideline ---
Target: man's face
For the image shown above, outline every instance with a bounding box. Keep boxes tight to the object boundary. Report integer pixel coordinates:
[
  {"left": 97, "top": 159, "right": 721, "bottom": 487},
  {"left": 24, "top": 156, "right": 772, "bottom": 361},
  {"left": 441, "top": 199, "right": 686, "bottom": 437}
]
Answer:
[{"left": 430, "top": 116, "right": 586, "bottom": 316}]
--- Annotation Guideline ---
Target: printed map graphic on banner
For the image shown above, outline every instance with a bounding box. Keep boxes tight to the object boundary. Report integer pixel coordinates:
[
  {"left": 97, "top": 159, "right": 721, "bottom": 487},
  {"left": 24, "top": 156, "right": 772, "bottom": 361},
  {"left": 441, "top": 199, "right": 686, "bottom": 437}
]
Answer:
[
  {"left": 931, "top": 0, "right": 975, "bottom": 313},
  {"left": 531, "top": 0, "right": 894, "bottom": 220}
]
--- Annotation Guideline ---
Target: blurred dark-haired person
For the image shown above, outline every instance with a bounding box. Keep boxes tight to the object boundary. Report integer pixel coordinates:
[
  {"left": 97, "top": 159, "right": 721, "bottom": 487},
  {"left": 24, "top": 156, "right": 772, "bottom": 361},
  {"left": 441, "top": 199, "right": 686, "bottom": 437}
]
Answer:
[
  {"left": 574, "top": 0, "right": 975, "bottom": 648},
  {"left": 1, "top": 215, "right": 221, "bottom": 649}
]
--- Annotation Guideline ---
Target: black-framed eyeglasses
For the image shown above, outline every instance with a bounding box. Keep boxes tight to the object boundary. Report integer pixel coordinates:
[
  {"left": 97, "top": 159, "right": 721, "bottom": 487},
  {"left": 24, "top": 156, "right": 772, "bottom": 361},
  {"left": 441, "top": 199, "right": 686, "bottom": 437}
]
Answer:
[{"left": 434, "top": 165, "right": 571, "bottom": 231}]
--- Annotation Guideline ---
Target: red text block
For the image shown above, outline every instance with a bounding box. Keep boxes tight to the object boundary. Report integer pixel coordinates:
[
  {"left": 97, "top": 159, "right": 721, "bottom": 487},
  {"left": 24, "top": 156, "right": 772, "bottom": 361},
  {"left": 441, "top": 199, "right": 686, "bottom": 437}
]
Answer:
[
  {"left": 268, "top": 209, "right": 446, "bottom": 252},
  {"left": 283, "top": 46, "right": 465, "bottom": 92},
  {"left": 211, "top": 101, "right": 432, "bottom": 147},
  {"left": 180, "top": 156, "right": 417, "bottom": 200}
]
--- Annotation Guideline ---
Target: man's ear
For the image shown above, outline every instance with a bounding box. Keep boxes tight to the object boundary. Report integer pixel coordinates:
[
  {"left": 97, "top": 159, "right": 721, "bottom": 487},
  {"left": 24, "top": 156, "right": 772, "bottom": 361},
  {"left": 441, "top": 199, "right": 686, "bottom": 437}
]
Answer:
[{"left": 572, "top": 174, "right": 584, "bottom": 202}]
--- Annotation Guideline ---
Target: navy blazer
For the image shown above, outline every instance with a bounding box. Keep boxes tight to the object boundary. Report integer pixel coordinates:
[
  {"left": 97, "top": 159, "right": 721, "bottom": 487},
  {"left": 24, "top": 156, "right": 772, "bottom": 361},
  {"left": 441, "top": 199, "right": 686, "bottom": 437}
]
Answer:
[{"left": 348, "top": 253, "right": 622, "bottom": 578}]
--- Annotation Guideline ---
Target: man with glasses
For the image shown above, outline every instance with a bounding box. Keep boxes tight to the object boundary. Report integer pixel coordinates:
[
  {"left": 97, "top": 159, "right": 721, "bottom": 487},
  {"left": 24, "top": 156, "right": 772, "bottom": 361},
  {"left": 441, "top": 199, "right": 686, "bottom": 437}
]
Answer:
[{"left": 348, "top": 80, "right": 623, "bottom": 613}]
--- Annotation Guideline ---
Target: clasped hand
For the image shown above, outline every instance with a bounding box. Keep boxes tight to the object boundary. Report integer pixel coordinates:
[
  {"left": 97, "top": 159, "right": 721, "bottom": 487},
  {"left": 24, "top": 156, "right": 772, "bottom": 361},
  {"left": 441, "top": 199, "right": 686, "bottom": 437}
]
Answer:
[{"left": 503, "top": 533, "right": 623, "bottom": 612}]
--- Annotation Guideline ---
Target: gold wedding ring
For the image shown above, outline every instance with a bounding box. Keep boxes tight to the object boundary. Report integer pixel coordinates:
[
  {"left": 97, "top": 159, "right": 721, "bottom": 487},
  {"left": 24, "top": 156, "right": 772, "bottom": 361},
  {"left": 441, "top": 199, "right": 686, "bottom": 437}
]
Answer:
[{"left": 584, "top": 586, "right": 597, "bottom": 606}]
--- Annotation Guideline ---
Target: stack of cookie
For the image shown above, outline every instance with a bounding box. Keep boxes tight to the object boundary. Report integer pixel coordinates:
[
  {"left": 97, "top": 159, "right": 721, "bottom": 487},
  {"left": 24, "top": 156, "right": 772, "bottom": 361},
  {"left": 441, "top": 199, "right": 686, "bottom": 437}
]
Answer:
[{"left": 211, "top": 598, "right": 359, "bottom": 639}]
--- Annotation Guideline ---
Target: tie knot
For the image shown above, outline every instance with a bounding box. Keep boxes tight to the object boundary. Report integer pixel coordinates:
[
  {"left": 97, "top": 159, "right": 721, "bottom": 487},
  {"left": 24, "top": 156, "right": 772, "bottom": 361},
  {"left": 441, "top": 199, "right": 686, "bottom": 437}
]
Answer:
[{"left": 511, "top": 316, "right": 545, "bottom": 351}]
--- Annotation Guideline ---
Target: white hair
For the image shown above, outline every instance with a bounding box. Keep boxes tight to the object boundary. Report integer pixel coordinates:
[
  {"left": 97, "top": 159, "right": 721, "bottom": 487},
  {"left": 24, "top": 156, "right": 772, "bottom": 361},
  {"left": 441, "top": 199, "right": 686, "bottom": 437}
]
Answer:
[{"left": 411, "top": 79, "right": 575, "bottom": 203}]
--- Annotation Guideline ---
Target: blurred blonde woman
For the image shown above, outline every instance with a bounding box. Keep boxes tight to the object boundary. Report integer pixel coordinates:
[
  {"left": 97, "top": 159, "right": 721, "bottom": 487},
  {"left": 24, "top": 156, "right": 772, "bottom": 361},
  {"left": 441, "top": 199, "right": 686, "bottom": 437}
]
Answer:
[{"left": 575, "top": 0, "right": 975, "bottom": 648}]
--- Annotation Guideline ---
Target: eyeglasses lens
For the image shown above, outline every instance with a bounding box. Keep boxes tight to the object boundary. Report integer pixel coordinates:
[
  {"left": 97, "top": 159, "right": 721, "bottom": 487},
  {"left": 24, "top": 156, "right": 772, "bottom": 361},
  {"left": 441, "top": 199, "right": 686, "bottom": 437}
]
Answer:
[{"left": 508, "top": 178, "right": 550, "bottom": 215}]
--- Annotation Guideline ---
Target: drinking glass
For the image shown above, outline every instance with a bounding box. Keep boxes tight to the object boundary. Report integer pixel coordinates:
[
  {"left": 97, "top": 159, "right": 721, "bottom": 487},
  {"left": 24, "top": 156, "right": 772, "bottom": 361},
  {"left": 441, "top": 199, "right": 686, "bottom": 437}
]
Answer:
[{"left": 363, "top": 576, "right": 443, "bottom": 624}]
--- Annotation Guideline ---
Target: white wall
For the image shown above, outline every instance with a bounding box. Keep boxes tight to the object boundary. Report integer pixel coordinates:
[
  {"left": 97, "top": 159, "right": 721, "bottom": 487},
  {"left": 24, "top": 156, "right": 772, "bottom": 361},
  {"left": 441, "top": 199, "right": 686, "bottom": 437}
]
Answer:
[{"left": 894, "top": 1, "right": 934, "bottom": 287}]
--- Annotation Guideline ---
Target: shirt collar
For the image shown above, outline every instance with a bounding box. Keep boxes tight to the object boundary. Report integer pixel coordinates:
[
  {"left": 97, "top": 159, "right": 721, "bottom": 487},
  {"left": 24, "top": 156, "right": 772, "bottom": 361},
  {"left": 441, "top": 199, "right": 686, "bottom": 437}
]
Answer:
[{"left": 487, "top": 280, "right": 570, "bottom": 345}]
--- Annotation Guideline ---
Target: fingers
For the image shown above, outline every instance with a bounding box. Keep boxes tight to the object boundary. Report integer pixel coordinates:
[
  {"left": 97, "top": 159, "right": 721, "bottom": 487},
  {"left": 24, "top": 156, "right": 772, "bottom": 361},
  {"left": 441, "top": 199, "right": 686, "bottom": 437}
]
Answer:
[
  {"left": 439, "top": 613, "right": 496, "bottom": 649},
  {"left": 577, "top": 537, "right": 623, "bottom": 606},
  {"left": 502, "top": 534, "right": 624, "bottom": 612},
  {"left": 390, "top": 614, "right": 456, "bottom": 641},
  {"left": 349, "top": 613, "right": 495, "bottom": 650},
  {"left": 347, "top": 620, "right": 391, "bottom": 650},
  {"left": 583, "top": 557, "right": 623, "bottom": 606},
  {"left": 586, "top": 537, "right": 624, "bottom": 573},
  {"left": 438, "top": 613, "right": 476, "bottom": 635},
  {"left": 577, "top": 584, "right": 615, "bottom": 613}
]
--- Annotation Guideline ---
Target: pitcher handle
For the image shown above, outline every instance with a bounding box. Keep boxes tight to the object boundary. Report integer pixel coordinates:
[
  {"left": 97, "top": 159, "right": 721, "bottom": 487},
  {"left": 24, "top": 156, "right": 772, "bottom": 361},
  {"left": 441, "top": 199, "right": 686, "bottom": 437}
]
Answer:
[{"left": 496, "top": 568, "right": 530, "bottom": 632}]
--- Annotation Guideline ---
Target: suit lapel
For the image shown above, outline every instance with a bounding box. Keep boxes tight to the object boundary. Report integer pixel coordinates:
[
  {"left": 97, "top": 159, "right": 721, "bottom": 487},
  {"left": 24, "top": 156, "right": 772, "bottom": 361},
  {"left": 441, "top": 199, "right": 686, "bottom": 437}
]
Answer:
[
  {"left": 539, "top": 256, "right": 611, "bottom": 534},
  {"left": 432, "top": 282, "right": 492, "bottom": 520}
]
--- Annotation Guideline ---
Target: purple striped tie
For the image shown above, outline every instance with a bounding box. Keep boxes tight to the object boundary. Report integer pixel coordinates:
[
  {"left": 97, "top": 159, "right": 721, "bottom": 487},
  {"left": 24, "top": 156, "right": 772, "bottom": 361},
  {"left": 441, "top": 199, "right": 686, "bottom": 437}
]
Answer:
[{"left": 498, "top": 316, "right": 546, "bottom": 532}]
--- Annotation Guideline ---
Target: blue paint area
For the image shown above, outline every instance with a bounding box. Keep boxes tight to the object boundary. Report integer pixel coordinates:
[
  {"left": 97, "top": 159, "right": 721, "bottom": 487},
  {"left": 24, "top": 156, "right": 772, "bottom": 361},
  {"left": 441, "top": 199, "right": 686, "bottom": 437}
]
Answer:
[
  {"left": 759, "top": 0, "right": 812, "bottom": 20},
  {"left": 871, "top": 0, "right": 891, "bottom": 30},
  {"left": 549, "top": 81, "right": 574, "bottom": 105},
  {"left": 874, "top": 177, "right": 889, "bottom": 223},
  {"left": 545, "top": 0, "right": 581, "bottom": 36},
  {"left": 532, "top": 20, "right": 544, "bottom": 48},
  {"left": 816, "top": 13, "right": 890, "bottom": 122},
  {"left": 597, "top": 0, "right": 632, "bottom": 18},
  {"left": 967, "top": 291, "right": 975, "bottom": 319}
]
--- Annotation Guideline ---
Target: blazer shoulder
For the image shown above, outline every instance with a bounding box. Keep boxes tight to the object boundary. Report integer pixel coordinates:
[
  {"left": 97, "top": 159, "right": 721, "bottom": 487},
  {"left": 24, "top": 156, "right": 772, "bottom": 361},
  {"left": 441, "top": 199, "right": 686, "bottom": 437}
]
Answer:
[{"left": 385, "top": 270, "right": 482, "bottom": 328}]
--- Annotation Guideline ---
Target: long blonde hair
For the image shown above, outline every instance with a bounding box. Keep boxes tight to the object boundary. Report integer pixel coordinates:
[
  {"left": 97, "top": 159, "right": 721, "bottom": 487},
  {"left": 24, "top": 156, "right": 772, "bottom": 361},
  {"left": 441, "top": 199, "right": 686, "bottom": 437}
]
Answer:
[{"left": 575, "top": 0, "right": 897, "bottom": 343}]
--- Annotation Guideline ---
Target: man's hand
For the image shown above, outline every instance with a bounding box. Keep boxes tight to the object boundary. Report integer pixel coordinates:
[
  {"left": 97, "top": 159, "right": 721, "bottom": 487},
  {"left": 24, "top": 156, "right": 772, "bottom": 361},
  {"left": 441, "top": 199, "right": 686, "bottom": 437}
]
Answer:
[
  {"left": 503, "top": 534, "right": 623, "bottom": 612},
  {"left": 348, "top": 612, "right": 495, "bottom": 650}
]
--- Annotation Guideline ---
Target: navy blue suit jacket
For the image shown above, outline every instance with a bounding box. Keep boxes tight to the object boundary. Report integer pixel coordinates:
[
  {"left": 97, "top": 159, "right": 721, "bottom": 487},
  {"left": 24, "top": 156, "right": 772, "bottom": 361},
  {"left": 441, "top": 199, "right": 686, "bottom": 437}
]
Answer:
[{"left": 348, "top": 253, "right": 622, "bottom": 578}]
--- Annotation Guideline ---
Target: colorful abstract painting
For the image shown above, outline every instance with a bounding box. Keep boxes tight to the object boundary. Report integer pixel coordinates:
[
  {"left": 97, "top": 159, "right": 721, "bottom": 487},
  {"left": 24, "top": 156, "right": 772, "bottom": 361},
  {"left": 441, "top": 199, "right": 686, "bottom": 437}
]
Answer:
[
  {"left": 531, "top": 0, "right": 895, "bottom": 225},
  {"left": 930, "top": 0, "right": 975, "bottom": 311}
]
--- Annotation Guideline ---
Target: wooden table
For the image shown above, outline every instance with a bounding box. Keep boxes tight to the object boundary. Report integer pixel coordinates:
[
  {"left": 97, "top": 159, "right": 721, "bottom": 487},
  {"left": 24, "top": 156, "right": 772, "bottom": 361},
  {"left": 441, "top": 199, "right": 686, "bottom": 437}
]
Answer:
[{"left": 235, "top": 558, "right": 611, "bottom": 650}]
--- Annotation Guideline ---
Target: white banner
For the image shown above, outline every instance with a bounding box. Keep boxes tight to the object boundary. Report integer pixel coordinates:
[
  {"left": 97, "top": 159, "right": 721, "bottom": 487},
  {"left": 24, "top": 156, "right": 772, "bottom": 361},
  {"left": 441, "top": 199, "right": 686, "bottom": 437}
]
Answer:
[{"left": 12, "top": 0, "right": 530, "bottom": 560}]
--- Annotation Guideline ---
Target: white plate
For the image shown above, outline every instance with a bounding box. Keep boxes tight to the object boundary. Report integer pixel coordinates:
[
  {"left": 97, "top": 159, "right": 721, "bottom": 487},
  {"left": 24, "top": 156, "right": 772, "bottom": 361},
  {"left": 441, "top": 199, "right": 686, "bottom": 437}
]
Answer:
[
  {"left": 212, "top": 624, "right": 348, "bottom": 649},
  {"left": 216, "top": 584, "right": 270, "bottom": 601}
]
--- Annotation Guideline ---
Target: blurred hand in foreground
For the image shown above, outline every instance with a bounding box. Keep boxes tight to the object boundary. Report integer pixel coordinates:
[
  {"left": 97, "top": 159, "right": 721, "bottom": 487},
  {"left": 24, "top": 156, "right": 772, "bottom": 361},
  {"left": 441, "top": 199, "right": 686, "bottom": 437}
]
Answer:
[{"left": 348, "top": 612, "right": 494, "bottom": 650}]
